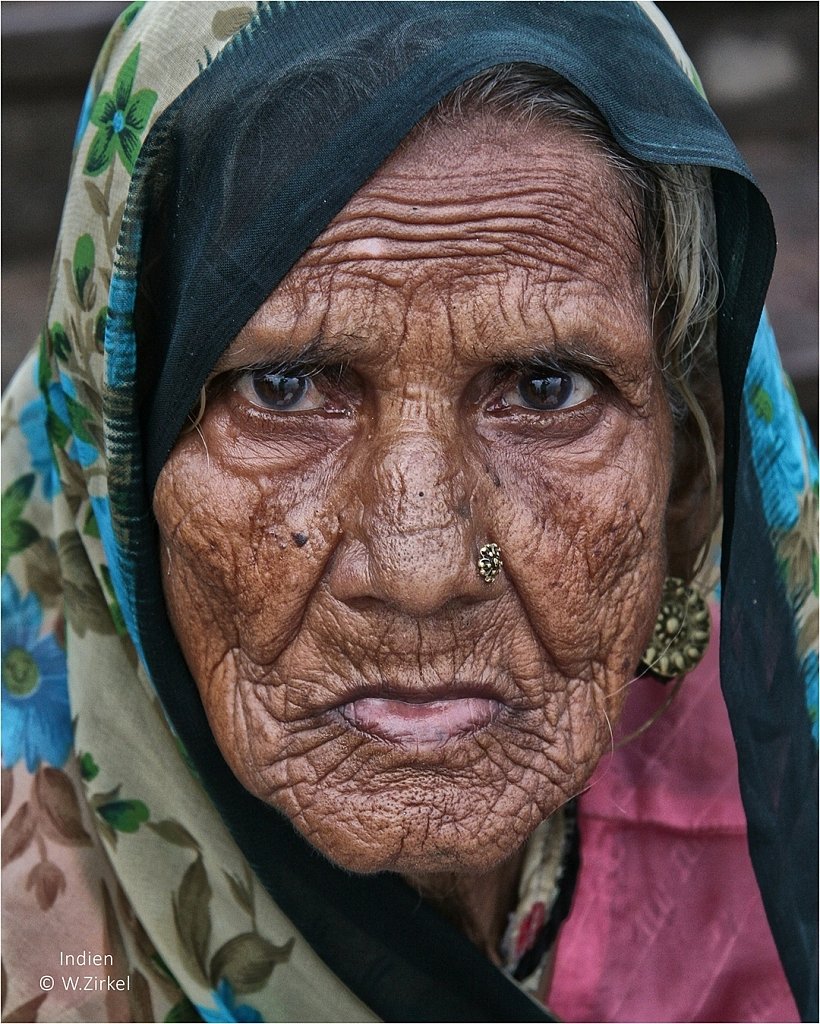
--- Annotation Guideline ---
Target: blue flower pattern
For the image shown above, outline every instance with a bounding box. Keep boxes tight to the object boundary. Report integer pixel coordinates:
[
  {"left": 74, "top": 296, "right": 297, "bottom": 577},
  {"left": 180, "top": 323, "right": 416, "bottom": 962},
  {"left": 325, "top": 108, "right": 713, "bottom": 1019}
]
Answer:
[
  {"left": 19, "top": 382, "right": 60, "bottom": 500},
  {"left": 1, "top": 576, "right": 71, "bottom": 771},
  {"left": 49, "top": 373, "right": 99, "bottom": 469},
  {"left": 196, "top": 980, "right": 263, "bottom": 1023},
  {"left": 744, "top": 312, "right": 817, "bottom": 531},
  {"left": 74, "top": 80, "right": 96, "bottom": 147}
]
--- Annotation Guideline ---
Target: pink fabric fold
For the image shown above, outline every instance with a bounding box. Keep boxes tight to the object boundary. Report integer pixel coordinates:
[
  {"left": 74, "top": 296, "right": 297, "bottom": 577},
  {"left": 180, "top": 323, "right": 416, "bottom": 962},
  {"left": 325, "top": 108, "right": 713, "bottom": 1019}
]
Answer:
[{"left": 548, "top": 611, "right": 799, "bottom": 1023}]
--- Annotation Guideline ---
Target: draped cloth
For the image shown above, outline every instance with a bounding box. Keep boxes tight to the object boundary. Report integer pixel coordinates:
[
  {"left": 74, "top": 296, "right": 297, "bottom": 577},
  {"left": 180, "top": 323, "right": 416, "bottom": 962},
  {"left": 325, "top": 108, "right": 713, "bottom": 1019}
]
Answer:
[
  {"left": 2, "top": 3, "right": 816, "bottom": 1021},
  {"left": 549, "top": 607, "right": 800, "bottom": 1022}
]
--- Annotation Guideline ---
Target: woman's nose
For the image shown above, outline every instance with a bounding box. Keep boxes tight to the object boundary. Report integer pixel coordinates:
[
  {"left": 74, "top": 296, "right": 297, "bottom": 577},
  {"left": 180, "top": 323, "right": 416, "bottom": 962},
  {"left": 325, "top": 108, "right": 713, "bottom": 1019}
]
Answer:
[{"left": 330, "top": 430, "right": 493, "bottom": 616}]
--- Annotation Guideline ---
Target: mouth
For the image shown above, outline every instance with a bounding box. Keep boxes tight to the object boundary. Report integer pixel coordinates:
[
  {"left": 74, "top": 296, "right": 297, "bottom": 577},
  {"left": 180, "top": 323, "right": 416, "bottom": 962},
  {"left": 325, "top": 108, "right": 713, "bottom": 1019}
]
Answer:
[{"left": 334, "top": 687, "right": 504, "bottom": 747}]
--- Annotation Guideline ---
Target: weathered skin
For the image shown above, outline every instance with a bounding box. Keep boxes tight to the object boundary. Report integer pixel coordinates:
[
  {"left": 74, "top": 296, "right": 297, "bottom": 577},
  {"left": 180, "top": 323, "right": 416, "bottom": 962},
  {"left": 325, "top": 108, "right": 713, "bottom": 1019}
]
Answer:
[{"left": 154, "top": 115, "right": 674, "bottom": 907}]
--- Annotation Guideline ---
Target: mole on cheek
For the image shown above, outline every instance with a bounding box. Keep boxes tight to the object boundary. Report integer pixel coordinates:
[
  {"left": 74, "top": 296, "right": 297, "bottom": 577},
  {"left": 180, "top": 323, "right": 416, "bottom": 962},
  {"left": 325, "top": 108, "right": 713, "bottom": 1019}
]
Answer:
[{"left": 291, "top": 532, "right": 309, "bottom": 548}]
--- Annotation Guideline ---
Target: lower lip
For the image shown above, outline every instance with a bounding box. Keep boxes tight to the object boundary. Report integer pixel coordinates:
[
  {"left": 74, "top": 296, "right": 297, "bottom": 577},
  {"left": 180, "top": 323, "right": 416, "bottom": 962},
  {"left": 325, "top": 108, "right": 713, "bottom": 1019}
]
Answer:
[{"left": 338, "top": 697, "right": 500, "bottom": 746}]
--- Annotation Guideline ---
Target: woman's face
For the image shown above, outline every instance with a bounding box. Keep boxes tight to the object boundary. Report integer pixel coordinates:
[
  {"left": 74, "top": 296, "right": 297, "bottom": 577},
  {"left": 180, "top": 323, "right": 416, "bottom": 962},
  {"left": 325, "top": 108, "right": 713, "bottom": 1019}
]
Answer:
[{"left": 154, "top": 114, "right": 674, "bottom": 875}]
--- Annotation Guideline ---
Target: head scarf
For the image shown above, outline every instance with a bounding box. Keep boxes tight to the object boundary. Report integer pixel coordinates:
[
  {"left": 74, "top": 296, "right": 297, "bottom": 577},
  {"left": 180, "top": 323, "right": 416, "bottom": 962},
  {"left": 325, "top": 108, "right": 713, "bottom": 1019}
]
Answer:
[{"left": 2, "top": 3, "right": 816, "bottom": 1021}]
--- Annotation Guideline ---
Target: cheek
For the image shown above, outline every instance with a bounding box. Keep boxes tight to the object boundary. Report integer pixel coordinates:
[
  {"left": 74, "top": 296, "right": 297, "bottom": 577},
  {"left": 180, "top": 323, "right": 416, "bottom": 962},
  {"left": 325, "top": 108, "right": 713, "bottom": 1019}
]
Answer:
[
  {"left": 152, "top": 419, "right": 344, "bottom": 684},
  {"left": 491, "top": 404, "right": 673, "bottom": 702}
]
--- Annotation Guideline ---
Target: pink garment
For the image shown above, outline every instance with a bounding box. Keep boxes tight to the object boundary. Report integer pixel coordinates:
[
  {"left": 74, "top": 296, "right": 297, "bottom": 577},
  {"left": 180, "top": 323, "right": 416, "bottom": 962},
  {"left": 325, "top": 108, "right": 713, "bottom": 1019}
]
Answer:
[{"left": 548, "top": 611, "right": 799, "bottom": 1023}]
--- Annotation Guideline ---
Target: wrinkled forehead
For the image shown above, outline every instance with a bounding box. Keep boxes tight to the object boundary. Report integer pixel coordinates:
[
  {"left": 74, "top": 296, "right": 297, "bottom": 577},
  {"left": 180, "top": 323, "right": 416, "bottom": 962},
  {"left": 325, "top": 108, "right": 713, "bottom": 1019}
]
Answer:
[
  {"left": 216, "top": 115, "right": 652, "bottom": 387},
  {"left": 303, "top": 113, "right": 641, "bottom": 268}
]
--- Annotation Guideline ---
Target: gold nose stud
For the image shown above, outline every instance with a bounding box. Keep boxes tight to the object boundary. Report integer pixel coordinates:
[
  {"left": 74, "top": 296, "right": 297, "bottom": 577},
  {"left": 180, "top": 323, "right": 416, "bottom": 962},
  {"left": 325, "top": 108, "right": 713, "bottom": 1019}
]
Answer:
[{"left": 477, "top": 543, "right": 503, "bottom": 584}]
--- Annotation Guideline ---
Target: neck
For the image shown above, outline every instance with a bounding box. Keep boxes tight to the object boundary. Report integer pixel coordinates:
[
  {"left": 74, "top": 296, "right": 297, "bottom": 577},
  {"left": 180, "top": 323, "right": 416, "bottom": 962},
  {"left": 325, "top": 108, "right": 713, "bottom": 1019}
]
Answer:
[{"left": 402, "top": 848, "right": 525, "bottom": 964}]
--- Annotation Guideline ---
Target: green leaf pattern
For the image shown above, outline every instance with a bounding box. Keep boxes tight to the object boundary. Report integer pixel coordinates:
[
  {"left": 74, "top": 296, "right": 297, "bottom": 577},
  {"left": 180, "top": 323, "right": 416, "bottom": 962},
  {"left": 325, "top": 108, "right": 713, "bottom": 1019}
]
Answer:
[
  {"left": 97, "top": 798, "right": 150, "bottom": 833},
  {"left": 84, "top": 45, "right": 157, "bottom": 177},
  {"left": 2, "top": 476, "right": 40, "bottom": 572},
  {"left": 72, "top": 235, "right": 97, "bottom": 310},
  {"left": 750, "top": 384, "right": 774, "bottom": 424}
]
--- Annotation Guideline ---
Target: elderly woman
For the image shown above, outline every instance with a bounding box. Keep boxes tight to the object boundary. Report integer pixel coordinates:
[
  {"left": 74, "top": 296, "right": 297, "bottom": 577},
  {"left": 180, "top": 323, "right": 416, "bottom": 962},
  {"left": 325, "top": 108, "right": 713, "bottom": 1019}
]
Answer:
[{"left": 2, "top": 3, "right": 816, "bottom": 1022}]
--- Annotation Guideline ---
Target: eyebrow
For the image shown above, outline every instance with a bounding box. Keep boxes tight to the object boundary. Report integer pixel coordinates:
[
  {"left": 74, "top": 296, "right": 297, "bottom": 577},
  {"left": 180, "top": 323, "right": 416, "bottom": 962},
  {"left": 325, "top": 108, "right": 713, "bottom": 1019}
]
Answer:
[
  {"left": 210, "top": 333, "right": 365, "bottom": 375},
  {"left": 503, "top": 341, "right": 617, "bottom": 372}
]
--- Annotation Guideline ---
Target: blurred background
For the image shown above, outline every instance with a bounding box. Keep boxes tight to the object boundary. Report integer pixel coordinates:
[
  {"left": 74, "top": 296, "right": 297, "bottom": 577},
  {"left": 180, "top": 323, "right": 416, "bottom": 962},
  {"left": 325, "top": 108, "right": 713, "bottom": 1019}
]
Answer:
[{"left": 2, "top": 1, "right": 817, "bottom": 433}]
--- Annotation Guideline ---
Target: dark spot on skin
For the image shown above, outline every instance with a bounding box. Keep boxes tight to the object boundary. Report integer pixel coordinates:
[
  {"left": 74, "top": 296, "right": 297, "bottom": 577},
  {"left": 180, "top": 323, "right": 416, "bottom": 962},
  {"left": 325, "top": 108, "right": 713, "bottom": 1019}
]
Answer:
[
  {"left": 418, "top": 491, "right": 424, "bottom": 497},
  {"left": 483, "top": 464, "right": 501, "bottom": 488},
  {"left": 457, "top": 503, "right": 470, "bottom": 519},
  {"left": 292, "top": 532, "right": 308, "bottom": 548}
]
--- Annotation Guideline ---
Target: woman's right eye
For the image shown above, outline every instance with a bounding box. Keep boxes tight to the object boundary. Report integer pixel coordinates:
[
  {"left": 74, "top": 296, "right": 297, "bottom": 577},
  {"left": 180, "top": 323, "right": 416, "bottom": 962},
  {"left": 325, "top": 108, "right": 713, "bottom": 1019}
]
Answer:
[{"left": 235, "top": 368, "right": 325, "bottom": 412}]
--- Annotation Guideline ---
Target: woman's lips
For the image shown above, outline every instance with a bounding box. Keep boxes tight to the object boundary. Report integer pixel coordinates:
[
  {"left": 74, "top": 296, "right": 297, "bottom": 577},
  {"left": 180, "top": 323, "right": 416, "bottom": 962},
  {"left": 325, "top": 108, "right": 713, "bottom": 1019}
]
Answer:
[{"left": 338, "top": 696, "right": 501, "bottom": 746}]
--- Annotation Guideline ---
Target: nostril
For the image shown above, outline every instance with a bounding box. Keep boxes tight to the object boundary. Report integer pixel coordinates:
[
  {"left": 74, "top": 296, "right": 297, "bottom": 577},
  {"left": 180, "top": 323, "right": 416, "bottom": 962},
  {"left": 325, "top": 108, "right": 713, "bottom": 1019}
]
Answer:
[{"left": 345, "top": 595, "right": 386, "bottom": 615}]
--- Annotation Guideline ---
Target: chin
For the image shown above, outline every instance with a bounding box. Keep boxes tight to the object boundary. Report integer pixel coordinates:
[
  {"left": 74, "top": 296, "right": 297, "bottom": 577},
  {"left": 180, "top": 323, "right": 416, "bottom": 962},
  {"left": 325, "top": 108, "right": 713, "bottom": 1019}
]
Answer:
[{"left": 265, "top": 754, "right": 582, "bottom": 878}]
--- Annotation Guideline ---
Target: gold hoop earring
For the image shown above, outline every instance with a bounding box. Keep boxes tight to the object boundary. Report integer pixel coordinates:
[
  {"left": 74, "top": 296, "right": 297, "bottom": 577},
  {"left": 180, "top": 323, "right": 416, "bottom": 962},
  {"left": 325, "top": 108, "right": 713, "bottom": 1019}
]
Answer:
[
  {"left": 639, "top": 576, "right": 710, "bottom": 679},
  {"left": 477, "top": 543, "right": 503, "bottom": 584}
]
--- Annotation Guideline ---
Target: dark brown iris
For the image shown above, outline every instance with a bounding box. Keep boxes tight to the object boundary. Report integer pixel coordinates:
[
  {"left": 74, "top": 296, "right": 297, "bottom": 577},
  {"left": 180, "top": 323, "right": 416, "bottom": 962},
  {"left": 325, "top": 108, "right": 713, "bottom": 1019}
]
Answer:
[
  {"left": 252, "top": 370, "right": 309, "bottom": 409},
  {"left": 518, "top": 370, "right": 573, "bottom": 409}
]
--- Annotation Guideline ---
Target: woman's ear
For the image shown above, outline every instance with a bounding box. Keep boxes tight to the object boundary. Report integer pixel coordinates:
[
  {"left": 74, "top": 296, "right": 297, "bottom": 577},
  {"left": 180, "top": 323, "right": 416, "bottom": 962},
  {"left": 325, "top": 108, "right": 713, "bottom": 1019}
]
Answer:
[{"left": 665, "top": 376, "right": 724, "bottom": 582}]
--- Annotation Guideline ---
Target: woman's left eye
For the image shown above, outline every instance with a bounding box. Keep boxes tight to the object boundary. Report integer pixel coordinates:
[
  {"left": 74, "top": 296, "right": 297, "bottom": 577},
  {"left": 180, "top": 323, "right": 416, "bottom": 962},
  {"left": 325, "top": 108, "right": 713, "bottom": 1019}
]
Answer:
[
  {"left": 235, "top": 368, "right": 325, "bottom": 411},
  {"left": 501, "top": 367, "right": 596, "bottom": 411}
]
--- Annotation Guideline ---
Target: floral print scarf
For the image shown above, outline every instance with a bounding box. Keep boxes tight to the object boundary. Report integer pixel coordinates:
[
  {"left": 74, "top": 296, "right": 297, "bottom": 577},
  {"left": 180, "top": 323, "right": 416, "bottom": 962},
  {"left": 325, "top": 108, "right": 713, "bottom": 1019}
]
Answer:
[{"left": 2, "top": 6, "right": 377, "bottom": 1020}]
